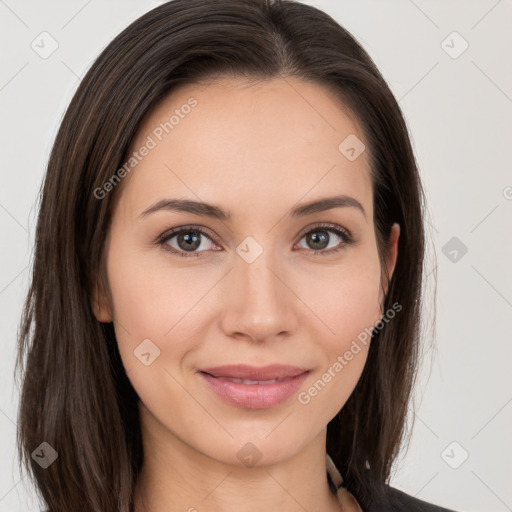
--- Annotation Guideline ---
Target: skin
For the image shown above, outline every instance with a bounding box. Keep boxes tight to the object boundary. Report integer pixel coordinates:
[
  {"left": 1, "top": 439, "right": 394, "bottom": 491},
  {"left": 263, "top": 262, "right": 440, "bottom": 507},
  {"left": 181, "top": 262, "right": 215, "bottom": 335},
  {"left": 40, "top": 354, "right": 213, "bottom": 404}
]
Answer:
[{"left": 93, "top": 76, "right": 399, "bottom": 512}]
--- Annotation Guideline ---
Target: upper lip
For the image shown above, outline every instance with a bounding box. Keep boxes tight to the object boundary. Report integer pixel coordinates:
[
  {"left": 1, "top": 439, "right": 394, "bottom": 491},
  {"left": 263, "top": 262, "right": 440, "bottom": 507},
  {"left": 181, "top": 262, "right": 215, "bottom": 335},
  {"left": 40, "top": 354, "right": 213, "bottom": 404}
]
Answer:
[{"left": 199, "top": 364, "right": 309, "bottom": 380}]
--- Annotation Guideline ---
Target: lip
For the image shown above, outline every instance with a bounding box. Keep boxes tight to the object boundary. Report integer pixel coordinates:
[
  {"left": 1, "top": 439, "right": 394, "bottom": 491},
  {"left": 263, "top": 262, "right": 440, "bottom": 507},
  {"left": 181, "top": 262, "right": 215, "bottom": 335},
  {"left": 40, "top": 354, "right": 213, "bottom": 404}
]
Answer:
[
  {"left": 200, "top": 364, "right": 309, "bottom": 380},
  {"left": 197, "top": 364, "right": 310, "bottom": 409}
]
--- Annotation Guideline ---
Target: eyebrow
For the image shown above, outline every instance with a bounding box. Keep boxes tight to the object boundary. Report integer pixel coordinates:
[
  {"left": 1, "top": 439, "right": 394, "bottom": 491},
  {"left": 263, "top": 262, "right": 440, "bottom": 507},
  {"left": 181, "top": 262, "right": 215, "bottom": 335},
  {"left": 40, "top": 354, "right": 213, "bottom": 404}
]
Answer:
[{"left": 139, "top": 194, "right": 367, "bottom": 221}]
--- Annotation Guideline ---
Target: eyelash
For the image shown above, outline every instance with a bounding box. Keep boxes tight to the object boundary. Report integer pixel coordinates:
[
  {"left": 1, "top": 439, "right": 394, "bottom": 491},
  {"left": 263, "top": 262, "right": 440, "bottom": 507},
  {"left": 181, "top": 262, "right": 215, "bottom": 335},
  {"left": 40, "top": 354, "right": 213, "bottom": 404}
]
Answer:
[{"left": 156, "top": 223, "right": 354, "bottom": 259}]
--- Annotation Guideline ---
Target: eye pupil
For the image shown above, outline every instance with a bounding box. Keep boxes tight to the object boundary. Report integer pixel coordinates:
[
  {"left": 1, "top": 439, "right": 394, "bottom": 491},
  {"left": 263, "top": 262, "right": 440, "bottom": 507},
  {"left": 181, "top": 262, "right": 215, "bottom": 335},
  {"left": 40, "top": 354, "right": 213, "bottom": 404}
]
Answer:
[
  {"left": 178, "top": 231, "right": 201, "bottom": 251},
  {"left": 307, "top": 230, "right": 329, "bottom": 250}
]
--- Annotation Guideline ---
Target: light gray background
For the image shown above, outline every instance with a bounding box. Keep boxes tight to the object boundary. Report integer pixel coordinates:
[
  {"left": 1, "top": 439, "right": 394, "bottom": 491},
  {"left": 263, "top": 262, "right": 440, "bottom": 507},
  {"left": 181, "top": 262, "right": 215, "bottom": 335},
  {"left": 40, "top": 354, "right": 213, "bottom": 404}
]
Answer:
[{"left": 1, "top": 1, "right": 511, "bottom": 511}]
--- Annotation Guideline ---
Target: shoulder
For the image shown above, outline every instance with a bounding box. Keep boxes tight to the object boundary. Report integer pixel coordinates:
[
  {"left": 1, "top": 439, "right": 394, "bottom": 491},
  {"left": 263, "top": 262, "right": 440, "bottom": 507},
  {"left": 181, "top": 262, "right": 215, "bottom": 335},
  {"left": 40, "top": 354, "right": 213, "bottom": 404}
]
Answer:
[{"left": 366, "top": 484, "right": 458, "bottom": 512}]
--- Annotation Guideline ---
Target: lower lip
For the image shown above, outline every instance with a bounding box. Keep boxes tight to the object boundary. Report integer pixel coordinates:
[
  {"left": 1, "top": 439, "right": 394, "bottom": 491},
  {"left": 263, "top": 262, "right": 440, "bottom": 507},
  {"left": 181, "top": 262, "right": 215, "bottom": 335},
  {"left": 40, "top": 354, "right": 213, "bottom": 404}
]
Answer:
[{"left": 198, "top": 371, "right": 309, "bottom": 409}]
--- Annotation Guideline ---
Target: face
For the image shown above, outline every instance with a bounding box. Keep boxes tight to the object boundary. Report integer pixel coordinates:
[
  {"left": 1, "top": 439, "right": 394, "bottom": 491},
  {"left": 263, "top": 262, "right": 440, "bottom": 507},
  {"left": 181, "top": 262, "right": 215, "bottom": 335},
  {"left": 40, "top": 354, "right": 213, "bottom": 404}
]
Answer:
[{"left": 95, "top": 76, "right": 399, "bottom": 467}]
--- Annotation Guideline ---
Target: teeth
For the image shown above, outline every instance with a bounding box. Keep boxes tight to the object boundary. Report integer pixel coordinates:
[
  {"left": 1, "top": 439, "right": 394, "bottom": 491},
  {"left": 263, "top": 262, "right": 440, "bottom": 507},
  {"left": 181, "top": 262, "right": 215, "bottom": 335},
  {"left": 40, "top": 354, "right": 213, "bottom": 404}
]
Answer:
[{"left": 223, "top": 377, "right": 279, "bottom": 385}]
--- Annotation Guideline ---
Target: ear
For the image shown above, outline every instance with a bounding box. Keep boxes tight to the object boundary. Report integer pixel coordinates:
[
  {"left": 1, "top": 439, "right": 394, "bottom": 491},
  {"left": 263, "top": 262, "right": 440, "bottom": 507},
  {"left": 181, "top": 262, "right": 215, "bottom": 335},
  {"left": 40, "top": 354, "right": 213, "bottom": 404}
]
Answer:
[
  {"left": 378, "top": 222, "right": 400, "bottom": 315},
  {"left": 91, "top": 278, "right": 113, "bottom": 323},
  {"left": 385, "top": 223, "right": 400, "bottom": 283}
]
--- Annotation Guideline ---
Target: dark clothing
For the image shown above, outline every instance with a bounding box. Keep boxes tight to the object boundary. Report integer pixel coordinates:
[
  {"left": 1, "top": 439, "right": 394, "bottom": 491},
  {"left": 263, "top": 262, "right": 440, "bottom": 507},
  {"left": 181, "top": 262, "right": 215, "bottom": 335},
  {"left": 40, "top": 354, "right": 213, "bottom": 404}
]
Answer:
[
  {"left": 327, "top": 453, "right": 458, "bottom": 511},
  {"left": 366, "top": 484, "right": 458, "bottom": 511}
]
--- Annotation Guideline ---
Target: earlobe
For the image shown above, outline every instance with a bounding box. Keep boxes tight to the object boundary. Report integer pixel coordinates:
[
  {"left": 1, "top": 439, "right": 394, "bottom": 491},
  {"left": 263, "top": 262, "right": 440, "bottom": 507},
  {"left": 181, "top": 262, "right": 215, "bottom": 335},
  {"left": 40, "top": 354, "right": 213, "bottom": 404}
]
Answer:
[{"left": 378, "top": 222, "right": 400, "bottom": 318}]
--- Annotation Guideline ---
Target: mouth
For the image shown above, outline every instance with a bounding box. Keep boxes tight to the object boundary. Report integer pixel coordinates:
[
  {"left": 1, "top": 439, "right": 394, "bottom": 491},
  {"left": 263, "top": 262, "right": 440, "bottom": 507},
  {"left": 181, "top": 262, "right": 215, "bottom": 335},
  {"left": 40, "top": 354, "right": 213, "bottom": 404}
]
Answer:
[
  {"left": 197, "top": 364, "right": 310, "bottom": 409},
  {"left": 199, "top": 363, "right": 309, "bottom": 380},
  {"left": 201, "top": 375, "right": 298, "bottom": 385}
]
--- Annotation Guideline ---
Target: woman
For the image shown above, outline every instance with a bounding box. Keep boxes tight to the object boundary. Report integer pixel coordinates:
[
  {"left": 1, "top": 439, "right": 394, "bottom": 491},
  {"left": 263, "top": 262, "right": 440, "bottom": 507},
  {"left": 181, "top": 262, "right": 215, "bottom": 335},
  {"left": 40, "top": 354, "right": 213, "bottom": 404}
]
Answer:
[{"left": 15, "top": 0, "right": 456, "bottom": 510}]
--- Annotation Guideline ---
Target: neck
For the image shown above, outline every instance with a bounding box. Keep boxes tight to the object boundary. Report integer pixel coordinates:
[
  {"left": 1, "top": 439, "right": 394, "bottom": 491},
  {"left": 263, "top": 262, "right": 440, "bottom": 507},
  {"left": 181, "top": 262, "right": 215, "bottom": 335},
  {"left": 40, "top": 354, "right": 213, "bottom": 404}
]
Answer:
[{"left": 132, "top": 407, "right": 341, "bottom": 512}]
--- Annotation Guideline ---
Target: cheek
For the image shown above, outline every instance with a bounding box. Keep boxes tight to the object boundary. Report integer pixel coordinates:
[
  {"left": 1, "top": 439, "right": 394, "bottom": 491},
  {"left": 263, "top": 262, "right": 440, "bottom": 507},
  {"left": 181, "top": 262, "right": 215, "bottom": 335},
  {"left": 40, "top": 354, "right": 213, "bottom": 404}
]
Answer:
[
  {"left": 105, "top": 236, "right": 184, "bottom": 383},
  {"left": 328, "top": 273, "right": 381, "bottom": 347},
  {"left": 299, "top": 253, "right": 383, "bottom": 350},
  {"left": 296, "top": 271, "right": 381, "bottom": 418},
  {"left": 287, "top": 250, "right": 383, "bottom": 422},
  {"left": 106, "top": 232, "right": 205, "bottom": 336},
  {"left": 104, "top": 232, "right": 224, "bottom": 400}
]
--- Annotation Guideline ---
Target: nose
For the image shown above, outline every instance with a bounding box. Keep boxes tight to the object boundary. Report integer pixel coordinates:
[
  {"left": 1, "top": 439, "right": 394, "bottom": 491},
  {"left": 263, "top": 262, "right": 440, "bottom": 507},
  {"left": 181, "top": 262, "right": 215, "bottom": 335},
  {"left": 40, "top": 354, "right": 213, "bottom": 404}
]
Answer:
[{"left": 218, "top": 241, "right": 298, "bottom": 343}]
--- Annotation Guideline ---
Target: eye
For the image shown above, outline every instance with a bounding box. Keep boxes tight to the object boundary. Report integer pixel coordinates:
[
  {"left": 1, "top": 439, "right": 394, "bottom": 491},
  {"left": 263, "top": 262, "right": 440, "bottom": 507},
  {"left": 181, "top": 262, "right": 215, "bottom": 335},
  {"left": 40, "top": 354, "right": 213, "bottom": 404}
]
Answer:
[
  {"left": 295, "top": 223, "right": 354, "bottom": 256},
  {"left": 157, "top": 226, "right": 219, "bottom": 258},
  {"left": 156, "top": 222, "right": 354, "bottom": 259}
]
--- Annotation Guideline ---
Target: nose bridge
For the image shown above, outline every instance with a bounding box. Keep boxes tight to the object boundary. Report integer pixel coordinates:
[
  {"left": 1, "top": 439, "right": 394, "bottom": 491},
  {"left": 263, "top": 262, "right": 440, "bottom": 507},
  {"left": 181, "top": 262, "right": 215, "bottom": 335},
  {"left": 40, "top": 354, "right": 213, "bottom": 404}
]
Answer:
[
  {"left": 236, "top": 236, "right": 282, "bottom": 308},
  {"left": 222, "top": 234, "right": 296, "bottom": 339},
  {"left": 245, "top": 258, "right": 277, "bottom": 299}
]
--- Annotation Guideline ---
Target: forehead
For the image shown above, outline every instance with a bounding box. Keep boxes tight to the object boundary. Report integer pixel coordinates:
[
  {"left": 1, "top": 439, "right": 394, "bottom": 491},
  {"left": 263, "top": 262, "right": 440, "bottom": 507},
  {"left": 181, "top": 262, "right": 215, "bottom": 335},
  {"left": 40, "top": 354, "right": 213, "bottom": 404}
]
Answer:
[{"left": 117, "top": 76, "right": 372, "bottom": 221}]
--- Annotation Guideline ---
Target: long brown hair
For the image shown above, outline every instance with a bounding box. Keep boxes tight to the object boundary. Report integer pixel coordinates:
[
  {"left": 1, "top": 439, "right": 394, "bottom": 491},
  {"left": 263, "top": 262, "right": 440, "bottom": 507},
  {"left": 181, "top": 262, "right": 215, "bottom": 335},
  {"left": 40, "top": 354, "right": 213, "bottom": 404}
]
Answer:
[{"left": 15, "top": 0, "right": 430, "bottom": 510}]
